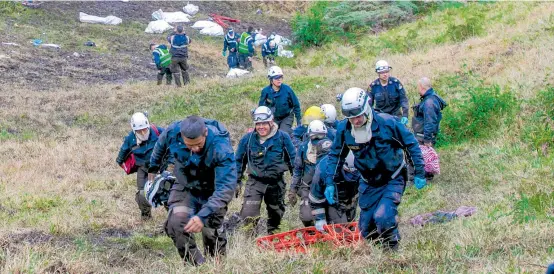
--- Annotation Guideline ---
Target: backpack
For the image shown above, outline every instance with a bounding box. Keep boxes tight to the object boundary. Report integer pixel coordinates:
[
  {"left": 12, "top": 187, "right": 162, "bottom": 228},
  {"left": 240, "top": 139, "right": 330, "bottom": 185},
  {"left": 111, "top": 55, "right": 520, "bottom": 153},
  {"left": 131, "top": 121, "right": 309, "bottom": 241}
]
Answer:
[{"left": 121, "top": 125, "right": 160, "bottom": 175}]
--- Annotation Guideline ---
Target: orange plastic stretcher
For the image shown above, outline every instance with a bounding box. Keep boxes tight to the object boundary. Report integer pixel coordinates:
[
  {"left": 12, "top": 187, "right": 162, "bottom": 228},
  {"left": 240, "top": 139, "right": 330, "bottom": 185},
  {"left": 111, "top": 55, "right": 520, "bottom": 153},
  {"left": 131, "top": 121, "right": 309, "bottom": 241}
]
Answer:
[
  {"left": 210, "top": 14, "right": 241, "bottom": 29},
  {"left": 256, "top": 222, "right": 362, "bottom": 253}
]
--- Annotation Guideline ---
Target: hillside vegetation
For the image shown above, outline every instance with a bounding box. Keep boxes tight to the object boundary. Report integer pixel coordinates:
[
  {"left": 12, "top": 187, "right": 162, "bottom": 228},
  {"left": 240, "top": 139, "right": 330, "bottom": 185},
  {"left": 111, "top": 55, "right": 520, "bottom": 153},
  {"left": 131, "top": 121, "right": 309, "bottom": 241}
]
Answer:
[{"left": 0, "top": 1, "right": 553, "bottom": 273}]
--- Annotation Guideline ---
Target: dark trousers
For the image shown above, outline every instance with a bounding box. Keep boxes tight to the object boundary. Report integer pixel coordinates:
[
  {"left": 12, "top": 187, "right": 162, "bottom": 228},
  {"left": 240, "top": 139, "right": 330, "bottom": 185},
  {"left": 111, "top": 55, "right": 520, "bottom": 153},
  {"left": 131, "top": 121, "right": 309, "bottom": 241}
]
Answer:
[
  {"left": 263, "top": 55, "right": 275, "bottom": 68},
  {"left": 239, "top": 176, "right": 286, "bottom": 235},
  {"left": 327, "top": 194, "right": 358, "bottom": 223},
  {"left": 275, "top": 114, "right": 294, "bottom": 135},
  {"left": 170, "top": 57, "right": 190, "bottom": 87},
  {"left": 299, "top": 186, "right": 314, "bottom": 227},
  {"left": 238, "top": 53, "right": 252, "bottom": 71},
  {"left": 358, "top": 175, "right": 405, "bottom": 249},
  {"left": 227, "top": 51, "right": 238, "bottom": 69},
  {"left": 136, "top": 166, "right": 152, "bottom": 217},
  {"left": 157, "top": 67, "right": 172, "bottom": 85}
]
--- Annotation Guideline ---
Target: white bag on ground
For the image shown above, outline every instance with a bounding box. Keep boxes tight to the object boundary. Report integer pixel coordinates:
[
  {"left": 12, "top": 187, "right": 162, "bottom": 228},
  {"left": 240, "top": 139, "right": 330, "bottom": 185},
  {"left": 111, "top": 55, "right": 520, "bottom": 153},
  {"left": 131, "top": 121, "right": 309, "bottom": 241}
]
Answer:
[
  {"left": 145, "top": 20, "right": 173, "bottom": 34},
  {"left": 254, "top": 33, "right": 267, "bottom": 47},
  {"left": 273, "top": 35, "right": 292, "bottom": 46},
  {"left": 191, "top": 20, "right": 219, "bottom": 30},
  {"left": 183, "top": 3, "right": 199, "bottom": 16},
  {"left": 226, "top": 68, "right": 251, "bottom": 78},
  {"left": 199, "top": 25, "right": 224, "bottom": 36},
  {"left": 152, "top": 9, "right": 190, "bottom": 23},
  {"left": 79, "top": 12, "right": 122, "bottom": 25}
]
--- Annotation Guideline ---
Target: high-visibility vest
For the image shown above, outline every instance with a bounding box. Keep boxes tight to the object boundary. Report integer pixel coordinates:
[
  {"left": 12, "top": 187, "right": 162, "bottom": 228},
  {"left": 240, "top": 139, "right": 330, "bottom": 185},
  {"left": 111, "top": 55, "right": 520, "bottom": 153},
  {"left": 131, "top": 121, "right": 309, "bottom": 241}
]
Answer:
[
  {"left": 154, "top": 47, "right": 172, "bottom": 68},
  {"left": 238, "top": 32, "right": 252, "bottom": 54}
]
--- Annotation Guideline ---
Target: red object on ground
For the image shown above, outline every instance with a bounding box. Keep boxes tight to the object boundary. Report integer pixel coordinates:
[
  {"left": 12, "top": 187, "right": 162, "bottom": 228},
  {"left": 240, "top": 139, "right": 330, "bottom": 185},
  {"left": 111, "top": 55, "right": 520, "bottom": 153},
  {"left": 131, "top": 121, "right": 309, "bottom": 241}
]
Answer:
[
  {"left": 210, "top": 13, "right": 240, "bottom": 28},
  {"left": 256, "top": 222, "right": 361, "bottom": 253}
]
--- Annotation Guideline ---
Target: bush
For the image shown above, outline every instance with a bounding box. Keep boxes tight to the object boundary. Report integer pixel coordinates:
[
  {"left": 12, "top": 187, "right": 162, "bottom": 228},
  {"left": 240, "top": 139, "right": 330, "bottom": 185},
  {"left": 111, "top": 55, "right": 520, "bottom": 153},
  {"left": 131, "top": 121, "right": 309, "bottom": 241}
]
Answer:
[
  {"left": 521, "top": 87, "right": 554, "bottom": 152},
  {"left": 437, "top": 84, "right": 517, "bottom": 146},
  {"left": 291, "top": 2, "right": 332, "bottom": 48}
]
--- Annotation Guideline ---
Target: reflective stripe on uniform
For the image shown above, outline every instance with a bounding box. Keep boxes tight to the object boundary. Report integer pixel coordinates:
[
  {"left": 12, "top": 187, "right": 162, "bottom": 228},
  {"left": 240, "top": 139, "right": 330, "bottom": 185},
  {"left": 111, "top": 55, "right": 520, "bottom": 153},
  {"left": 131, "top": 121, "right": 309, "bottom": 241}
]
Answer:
[
  {"left": 311, "top": 208, "right": 325, "bottom": 215},
  {"left": 245, "top": 200, "right": 262, "bottom": 205},
  {"left": 172, "top": 205, "right": 194, "bottom": 214},
  {"left": 309, "top": 193, "right": 326, "bottom": 204}
]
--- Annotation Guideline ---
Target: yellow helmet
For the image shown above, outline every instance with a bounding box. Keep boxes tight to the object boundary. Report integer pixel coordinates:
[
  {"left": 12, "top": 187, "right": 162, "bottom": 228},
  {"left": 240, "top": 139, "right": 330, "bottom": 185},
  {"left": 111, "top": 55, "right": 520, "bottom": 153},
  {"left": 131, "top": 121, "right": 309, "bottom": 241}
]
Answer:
[{"left": 302, "top": 106, "right": 325, "bottom": 125}]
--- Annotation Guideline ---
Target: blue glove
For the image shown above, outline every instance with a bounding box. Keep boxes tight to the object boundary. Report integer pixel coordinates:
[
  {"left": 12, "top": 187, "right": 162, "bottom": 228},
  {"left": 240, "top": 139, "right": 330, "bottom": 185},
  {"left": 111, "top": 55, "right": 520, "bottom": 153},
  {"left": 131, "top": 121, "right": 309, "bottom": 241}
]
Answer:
[
  {"left": 315, "top": 219, "right": 327, "bottom": 232},
  {"left": 222, "top": 51, "right": 226, "bottom": 57},
  {"left": 324, "top": 185, "right": 336, "bottom": 205},
  {"left": 336, "top": 93, "right": 343, "bottom": 102},
  {"left": 414, "top": 176, "right": 427, "bottom": 189},
  {"left": 400, "top": 117, "right": 408, "bottom": 125}
]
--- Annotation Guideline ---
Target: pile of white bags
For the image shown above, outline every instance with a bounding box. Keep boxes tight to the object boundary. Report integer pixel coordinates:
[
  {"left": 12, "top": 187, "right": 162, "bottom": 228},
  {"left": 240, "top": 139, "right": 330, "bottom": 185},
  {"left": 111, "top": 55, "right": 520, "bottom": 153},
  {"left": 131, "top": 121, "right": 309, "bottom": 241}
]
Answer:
[
  {"left": 151, "top": 9, "right": 191, "bottom": 23},
  {"left": 145, "top": 20, "right": 173, "bottom": 34},
  {"left": 192, "top": 20, "right": 223, "bottom": 36}
]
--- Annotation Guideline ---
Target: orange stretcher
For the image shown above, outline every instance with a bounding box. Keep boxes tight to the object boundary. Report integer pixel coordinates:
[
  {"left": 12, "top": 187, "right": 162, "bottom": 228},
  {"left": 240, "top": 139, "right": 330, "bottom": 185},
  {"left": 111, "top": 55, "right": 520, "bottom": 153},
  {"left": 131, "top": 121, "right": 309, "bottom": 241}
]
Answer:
[{"left": 256, "top": 222, "right": 362, "bottom": 253}]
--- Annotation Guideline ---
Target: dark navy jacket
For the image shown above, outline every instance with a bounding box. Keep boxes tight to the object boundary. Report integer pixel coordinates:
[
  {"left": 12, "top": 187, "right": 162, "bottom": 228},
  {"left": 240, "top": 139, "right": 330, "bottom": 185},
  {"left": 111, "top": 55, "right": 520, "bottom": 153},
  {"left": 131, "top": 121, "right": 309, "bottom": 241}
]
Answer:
[
  {"left": 116, "top": 125, "right": 164, "bottom": 167},
  {"left": 223, "top": 31, "right": 238, "bottom": 53},
  {"left": 258, "top": 84, "right": 302, "bottom": 125},
  {"left": 291, "top": 138, "right": 332, "bottom": 192},
  {"left": 411, "top": 88, "right": 447, "bottom": 144},
  {"left": 325, "top": 111, "right": 425, "bottom": 186},
  {"left": 261, "top": 40, "right": 277, "bottom": 57},
  {"left": 368, "top": 77, "right": 409, "bottom": 118},
  {"left": 169, "top": 33, "right": 191, "bottom": 58},
  {"left": 236, "top": 129, "right": 295, "bottom": 183},
  {"left": 310, "top": 156, "right": 362, "bottom": 221}
]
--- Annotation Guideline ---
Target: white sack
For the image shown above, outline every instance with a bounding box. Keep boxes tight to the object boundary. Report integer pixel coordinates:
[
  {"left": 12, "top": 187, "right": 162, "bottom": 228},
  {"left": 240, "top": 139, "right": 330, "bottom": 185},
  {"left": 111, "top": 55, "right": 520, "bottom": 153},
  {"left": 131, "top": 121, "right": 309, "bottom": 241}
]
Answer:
[
  {"left": 145, "top": 20, "right": 173, "bottom": 34},
  {"left": 79, "top": 12, "right": 122, "bottom": 25},
  {"left": 226, "top": 68, "right": 251, "bottom": 78},
  {"left": 199, "top": 25, "right": 224, "bottom": 36},
  {"left": 191, "top": 20, "right": 220, "bottom": 30},
  {"left": 183, "top": 4, "right": 199, "bottom": 15},
  {"left": 152, "top": 9, "right": 190, "bottom": 23}
]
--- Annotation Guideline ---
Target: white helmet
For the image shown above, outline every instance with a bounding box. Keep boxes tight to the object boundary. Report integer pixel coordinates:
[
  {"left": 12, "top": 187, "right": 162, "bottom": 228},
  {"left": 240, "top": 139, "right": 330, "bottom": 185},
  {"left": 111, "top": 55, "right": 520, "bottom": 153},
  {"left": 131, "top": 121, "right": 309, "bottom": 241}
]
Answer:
[
  {"left": 252, "top": 106, "right": 274, "bottom": 123},
  {"left": 320, "top": 104, "right": 337, "bottom": 124},
  {"left": 308, "top": 120, "right": 327, "bottom": 136},
  {"left": 375, "top": 60, "right": 391, "bottom": 73},
  {"left": 269, "top": 40, "right": 276, "bottom": 48},
  {"left": 267, "top": 66, "right": 284, "bottom": 79},
  {"left": 340, "top": 87, "right": 370, "bottom": 118},
  {"left": 130, "top": 112, "right": 150, "bottom": 131},
  {"left": 343, "top": 151, "right": 356, "bottom": 173}
]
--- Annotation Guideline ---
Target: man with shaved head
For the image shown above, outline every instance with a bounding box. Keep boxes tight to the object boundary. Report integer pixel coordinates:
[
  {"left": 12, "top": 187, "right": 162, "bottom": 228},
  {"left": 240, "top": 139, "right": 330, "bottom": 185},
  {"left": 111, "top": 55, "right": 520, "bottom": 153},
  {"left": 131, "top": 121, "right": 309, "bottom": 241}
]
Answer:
[{"left": 411, "top": 77, "right": 447, "bottom": 147}]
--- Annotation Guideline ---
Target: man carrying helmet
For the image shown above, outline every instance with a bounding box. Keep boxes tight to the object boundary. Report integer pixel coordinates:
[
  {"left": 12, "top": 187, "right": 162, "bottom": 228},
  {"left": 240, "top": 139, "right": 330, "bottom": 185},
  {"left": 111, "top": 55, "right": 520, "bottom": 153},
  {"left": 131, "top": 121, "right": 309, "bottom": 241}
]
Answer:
[
  {"left": 116, "top": 112, "right": 165, "bottom": 220},
  {"left": 320, "top": 104, "right": 338, "bottom": 129},
  {"left": 291, "top": 106, "right": 335, "bottom": 148},
  {"left": 289, "top": 120, "right": 333, "bottom": 227},
  {"left": 235, "top": 106, "right": 296, "bottom": 235},
  {"left": 169, "top": 25, "right": 192, "bottom": 87},
  {"left": 238, "top": 26, "right": 255, "bottom": 71},
  {"left": 261, "top": 39, "right": 278, "bottom": 68},
  {"left": 324, "top": 87, "right": 426, "bottom": 250},
  {"left": 310, "top": 151, "right": 361, "bottom": 231},
  {"left": 258, "top": 66, "right": 302, "bottom": 135},
  {"left": 149, "top": 116, "right": 236, "bottom": 266},
  {"left": 368, "top": 60, "right": 410, "bottom": 125},
  {"left": 222, "top": 27, "right": 239, "bottom": 69}
]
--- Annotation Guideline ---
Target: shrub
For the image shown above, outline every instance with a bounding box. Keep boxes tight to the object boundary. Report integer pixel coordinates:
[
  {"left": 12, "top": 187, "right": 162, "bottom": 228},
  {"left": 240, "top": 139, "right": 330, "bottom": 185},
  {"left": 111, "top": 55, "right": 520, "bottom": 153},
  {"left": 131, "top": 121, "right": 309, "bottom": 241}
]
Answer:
[
  {"left": 521, "top": 87, "right": 554, "bottom": 152},
  {"left": 437, "top": 84, "right": 517, "bottom": 146},
  {"left": 291, "top": 2, "right": 332, "bottom": 48}
]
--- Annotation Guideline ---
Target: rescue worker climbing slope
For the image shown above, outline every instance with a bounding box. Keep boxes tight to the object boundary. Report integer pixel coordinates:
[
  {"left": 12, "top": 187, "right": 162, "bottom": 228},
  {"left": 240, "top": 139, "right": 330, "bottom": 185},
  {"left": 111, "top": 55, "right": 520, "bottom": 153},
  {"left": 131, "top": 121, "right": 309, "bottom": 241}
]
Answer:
[
  {"left": 367, "top": 60, "right": 409, "bottom": 125},
  {"left": 149, "top": 116, "right": 236, "bottom": 266},
  {"left": 150, "top": 43, "right": 172, "bottom": 85},
  {"left": 238, "top": 26, "right": 255, "bottom": 71},
  {"left": 258, "top": 66, "right": 301, "bottom": 135},
  {"left": 289, "top": 120, "right": 333, "bottom": 227},
  {"left": 235, "top": 106, "right": 296, "bottom": 235},
  {"left": 116, "top": 112, "right": 164, "bottom": 220},
  {"left": 291, "top": 106, "right": 336, "bottom": 148},
  {"left": 261, "top": 40, "right": 278, "bottom": 68},
  {"left": 310, "top": 151, "right": 361, "bottom": 231},
  {"left": 169, "top": 25, "right": 191, "bottom": 87},
  {"left": 324, "top": 87, "right": 426, "bottom": 250},
  {"left": 222, "top": 27, "right": 239, "bottom": 69}
]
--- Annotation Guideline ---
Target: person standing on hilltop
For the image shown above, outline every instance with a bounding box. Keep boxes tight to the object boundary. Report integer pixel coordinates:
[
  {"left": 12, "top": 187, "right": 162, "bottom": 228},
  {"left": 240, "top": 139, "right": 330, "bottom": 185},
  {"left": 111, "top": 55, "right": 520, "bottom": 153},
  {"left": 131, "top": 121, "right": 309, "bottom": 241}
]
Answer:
[
  {"left": 169, "top": 25, "right": 192, "bottom": 87},
  {"left": 367, "top": 60, "right": 410, "bottom": 125},
  {"left": 258, "top": 66, "right": 301, "bottom": 135}
]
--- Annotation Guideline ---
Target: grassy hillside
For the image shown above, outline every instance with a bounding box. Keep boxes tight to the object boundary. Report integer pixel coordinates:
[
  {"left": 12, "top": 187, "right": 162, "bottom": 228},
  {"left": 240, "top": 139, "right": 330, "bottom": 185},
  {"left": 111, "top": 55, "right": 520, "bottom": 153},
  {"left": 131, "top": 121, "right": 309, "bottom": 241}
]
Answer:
[{"left": 0, "top": 1, "right": 553, "bottom": 273}]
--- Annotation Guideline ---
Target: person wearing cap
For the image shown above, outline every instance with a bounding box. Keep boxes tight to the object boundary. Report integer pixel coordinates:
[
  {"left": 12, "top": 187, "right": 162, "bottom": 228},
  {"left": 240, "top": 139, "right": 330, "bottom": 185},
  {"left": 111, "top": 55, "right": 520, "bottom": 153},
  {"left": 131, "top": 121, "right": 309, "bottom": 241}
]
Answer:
[
  {"left": 324, "top": 87, "right": 426, "bottom": 250},
  {"left": 222, "top": 27, "right": 239, "bottom": 69},
  {"left": 261, "top": 39, "right": 278, "bottom": 68},
  {"left": 258, "top": 66, "right": 302, "bottom": 135},
  {"left": 169, "top": 25, "right": 192, "bottom": 87},
  {"left": 288, "top": 120, "right": 332, "bottom": 227},
  {"left": 148, "top": 116, "right": 236, "bottom": 266},
  {"left": 309, "top": 151, "right": 362, "bottom": 231},
  {"left": 235, "top": 106, "right": 296, "bottom": 235},
  {"left": 116, "top": 113, "right": 165, "bottom": 220},
  {"left": 150, "top": 43, "right": 173, "bottom": 85},
  {"left": 238, "top": 26, "right": 255, "bottom": 71},
  {"left": 291, "top": 106, "right": 336, "bottom": 149},
  {"left": 367, "top": 60, "right": 410, "bottom": 125}
]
